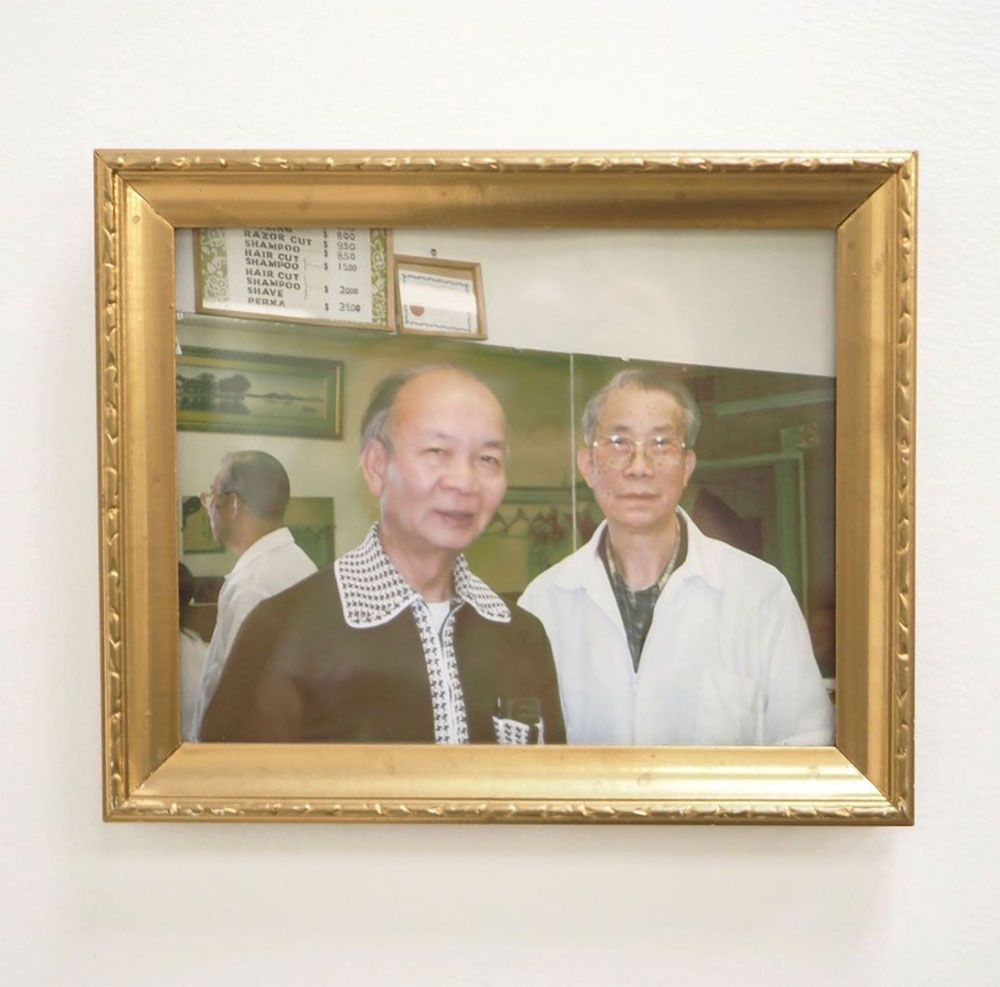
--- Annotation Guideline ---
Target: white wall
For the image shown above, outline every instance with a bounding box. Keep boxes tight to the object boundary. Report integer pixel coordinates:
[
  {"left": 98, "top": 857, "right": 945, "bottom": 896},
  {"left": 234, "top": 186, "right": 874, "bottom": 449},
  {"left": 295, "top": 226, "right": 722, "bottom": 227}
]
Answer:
[
  {"left": 3, "top": 1, "right": 997, "bottom": 983},
  {"left": 178, "top": 227, "right": 836, "bottom": 372}
]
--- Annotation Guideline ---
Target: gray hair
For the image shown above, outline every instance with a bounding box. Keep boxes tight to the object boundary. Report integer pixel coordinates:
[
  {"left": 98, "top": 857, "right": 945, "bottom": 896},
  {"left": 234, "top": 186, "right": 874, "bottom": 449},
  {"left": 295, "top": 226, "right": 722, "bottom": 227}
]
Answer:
[
  {"left": 581, "top": 368, "right": 701, "bottom": 448},
  {"left": 217, "top": 450, "right": 290, "bottom": 519},
  {"left": 360, "top": 363, "right": 483, "bottom": 453}
]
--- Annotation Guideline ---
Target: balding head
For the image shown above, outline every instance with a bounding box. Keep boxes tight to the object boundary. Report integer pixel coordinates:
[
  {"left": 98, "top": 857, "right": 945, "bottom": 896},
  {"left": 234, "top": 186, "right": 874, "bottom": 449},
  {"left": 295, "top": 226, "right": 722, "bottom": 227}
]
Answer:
[
  {"left": 360, "top": 363, "right": 502, "bottom": 453},
  {"left": 216, "top": 450, "right": 291, "bottom": 519},
  {"left": 359, "top": 364, "right": 508, "bottom": 568}
]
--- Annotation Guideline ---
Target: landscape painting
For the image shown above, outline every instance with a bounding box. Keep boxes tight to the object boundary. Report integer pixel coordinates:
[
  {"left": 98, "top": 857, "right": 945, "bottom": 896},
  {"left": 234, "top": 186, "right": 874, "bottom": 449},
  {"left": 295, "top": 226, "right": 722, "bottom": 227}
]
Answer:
[{"left": 176, "top": 346, "right": 343, "bottom": 439}]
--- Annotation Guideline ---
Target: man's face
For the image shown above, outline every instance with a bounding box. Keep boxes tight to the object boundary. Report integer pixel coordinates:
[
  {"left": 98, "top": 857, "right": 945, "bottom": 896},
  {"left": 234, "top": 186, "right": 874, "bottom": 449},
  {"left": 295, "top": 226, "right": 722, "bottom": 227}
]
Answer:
[
  {"left": 202, "top": 470, "right": 235, "bottom": 547},
  {"left": 362, "top": 370, "right": 508, "bottom": 562},
  {"left": 578, "top": 386, "right": 696, "bottom": 538}
]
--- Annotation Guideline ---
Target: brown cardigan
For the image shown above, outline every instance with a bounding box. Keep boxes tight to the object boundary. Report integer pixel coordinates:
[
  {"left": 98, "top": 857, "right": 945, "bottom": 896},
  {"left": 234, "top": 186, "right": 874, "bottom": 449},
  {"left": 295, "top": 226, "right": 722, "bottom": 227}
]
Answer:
[{"left": 201, "top": 567, "right": 566, "bottom": 744}]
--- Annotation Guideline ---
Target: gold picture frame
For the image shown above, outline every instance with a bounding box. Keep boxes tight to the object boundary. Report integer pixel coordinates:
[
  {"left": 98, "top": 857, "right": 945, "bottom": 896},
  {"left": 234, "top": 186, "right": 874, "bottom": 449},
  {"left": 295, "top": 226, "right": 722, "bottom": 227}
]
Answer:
[{"left": 95, "top": 149, "right": 915, "bottom": 824}]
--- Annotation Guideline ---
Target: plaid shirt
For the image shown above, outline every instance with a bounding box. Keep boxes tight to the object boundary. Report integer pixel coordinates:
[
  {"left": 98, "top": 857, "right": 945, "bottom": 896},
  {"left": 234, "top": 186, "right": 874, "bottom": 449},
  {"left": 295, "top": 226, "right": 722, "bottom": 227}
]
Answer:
[{"left": 601, "top": 518, "right": 688, "bottom": 671}]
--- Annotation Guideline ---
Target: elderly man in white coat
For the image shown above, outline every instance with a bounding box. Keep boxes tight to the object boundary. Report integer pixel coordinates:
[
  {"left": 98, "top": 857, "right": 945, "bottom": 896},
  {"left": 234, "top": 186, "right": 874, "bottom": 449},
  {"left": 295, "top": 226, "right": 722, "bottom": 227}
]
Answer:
[
  {"left": 189, "top": 450, "right": 316, "bottom": 739},
  {"left": 518, "top": 369, "right": 834, "bottom": 747}
]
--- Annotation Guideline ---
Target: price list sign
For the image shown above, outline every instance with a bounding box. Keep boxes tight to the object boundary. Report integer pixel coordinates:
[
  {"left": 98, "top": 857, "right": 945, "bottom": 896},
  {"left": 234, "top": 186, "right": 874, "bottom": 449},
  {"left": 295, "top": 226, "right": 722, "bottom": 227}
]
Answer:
[{"left": 196, "top": 227, "right": 392, "bottom": 331}]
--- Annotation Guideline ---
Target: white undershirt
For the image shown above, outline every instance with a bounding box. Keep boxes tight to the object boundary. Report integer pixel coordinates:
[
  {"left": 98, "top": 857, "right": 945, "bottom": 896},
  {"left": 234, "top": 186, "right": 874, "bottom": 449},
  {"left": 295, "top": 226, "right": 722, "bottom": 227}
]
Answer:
[{"left": 425, "top": 598, "right": 453, "bottom": 636}]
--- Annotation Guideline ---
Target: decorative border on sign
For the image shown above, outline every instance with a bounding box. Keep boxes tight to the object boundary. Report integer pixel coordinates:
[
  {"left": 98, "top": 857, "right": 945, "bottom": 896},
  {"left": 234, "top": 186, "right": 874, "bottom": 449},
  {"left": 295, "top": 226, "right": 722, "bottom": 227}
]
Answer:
[
  {"left": 199, "top": 228, "right": 229, "bottom": 301},
  {"left": 370, "top": 228, "right": 388, "bottom": 326}
]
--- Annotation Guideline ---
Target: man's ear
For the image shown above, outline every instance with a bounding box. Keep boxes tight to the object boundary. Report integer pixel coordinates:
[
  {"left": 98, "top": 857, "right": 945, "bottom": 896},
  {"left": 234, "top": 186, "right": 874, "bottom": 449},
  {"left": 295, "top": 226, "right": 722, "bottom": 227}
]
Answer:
[
  {"left": 360, "top": 439, "right": 388, "bottom": 497},
  {"left": 682, "top": 448, "right": 697, "bottom": 488},
  {"left": 577, "top": 445, "right": 596, "bottom": 488}
]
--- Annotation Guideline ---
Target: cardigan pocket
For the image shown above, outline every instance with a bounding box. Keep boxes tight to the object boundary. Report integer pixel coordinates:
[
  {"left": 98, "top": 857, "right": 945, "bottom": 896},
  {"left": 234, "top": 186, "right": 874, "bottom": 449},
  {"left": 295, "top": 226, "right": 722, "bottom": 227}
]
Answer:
[{"left": 492, "top": 715, "right": 545, "bottom": 744}]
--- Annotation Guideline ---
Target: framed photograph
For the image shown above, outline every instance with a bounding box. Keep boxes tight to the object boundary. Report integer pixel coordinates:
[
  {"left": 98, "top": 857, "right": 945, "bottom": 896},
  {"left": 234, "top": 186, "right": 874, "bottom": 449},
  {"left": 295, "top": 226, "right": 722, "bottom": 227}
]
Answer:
[
  {"left": 176, "top": 346, "right": 343, "bottom": 439},
  {"left": 95, "top": 150, "right": 915, "bottom": 824},
  {"left": 394, "top": 255, "right": 486, "bottom": 339},
  {"left": 195, "top": 227, "right": 393, "bottom": 332}
]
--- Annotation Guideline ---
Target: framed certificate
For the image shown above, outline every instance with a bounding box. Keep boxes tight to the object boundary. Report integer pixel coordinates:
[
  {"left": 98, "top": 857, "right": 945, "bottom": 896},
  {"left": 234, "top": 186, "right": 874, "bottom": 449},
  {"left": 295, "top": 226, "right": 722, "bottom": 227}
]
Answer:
[{"left": 394, "top": 255, "right": 486, "bottom": 339}]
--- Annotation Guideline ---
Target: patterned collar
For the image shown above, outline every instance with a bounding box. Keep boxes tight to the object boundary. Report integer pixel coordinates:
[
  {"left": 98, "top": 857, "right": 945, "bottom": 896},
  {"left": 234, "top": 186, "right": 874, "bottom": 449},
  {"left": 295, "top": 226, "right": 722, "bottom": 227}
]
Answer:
[{"left": 334, "top": 524, "right": 511, "bottom": 629}]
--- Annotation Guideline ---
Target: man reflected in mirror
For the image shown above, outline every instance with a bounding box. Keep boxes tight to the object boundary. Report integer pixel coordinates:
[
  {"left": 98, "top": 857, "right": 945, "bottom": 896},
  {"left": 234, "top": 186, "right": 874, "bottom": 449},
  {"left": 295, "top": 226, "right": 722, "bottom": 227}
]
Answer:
[{"left": 190, "top": 450, "right": 317, "bottom": 739}]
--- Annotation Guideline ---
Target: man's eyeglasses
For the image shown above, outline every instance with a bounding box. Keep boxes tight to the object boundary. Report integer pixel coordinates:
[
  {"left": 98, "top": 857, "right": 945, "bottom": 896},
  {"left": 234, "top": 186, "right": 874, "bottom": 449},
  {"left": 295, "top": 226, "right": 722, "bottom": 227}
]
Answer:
[
  {"left": 199, "top": 488, "right": 233, "bottom": 509},
  {"left": 592, "top": 434, "right": 688, "bottom": 469}
]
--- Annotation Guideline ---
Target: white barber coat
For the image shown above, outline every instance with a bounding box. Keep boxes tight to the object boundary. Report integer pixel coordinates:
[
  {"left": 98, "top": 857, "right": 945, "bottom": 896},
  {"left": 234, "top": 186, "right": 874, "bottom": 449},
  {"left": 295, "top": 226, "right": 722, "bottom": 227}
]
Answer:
[{"left": 518, "top": 513, "right": 834, "bottom": 746}]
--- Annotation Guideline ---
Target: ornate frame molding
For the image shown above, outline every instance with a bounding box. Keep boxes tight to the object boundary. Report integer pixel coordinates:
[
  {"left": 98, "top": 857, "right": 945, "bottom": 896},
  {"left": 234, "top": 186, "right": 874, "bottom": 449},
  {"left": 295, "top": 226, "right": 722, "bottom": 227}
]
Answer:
[{"left": 96, "top": 150, "right": 915, "bottom": 824}]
